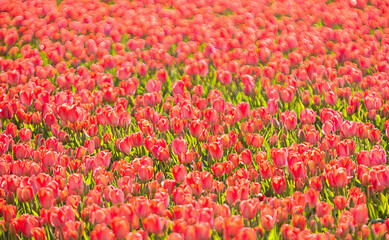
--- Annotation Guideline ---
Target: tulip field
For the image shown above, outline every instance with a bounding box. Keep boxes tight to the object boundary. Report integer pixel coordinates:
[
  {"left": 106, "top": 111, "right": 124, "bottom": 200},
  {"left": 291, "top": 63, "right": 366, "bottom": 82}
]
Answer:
[{"left": 1, "top": 0, "right": 389, "bottom": 239}]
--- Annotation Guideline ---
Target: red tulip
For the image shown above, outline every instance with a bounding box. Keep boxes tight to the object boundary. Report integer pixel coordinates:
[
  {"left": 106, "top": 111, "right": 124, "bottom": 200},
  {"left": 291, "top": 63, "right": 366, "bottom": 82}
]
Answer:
[
  {"left": 300, "top": 109, "right": 316, "bottom": 125},
  {"left": 211, "top": 163, "right": 225, "bottom": 178},
  {"left": 368, "top": 128, "right": 381, "bottom": 143},
  {"left": 18, "top": 214, "right": 40, "bottom": 238},
  {"left": 19, "top": 128, "right": 32, "bottom": 143},
  {"left": 369, "top": 147, "right": 386, "bottom": 166},
  {"left": 171, "top": 117, "right": 185, "bottom": 135},
  {"left": 3, "top": 205, "right": 17, "bottom": 222},
  {"left": 316, "top": 202, "right": 332, "bottom": 218},
  {"left": 327, "top": 167, "right": 350, "bottom": 188},
  {"left": 267, "top": 99, "right": 278, "bottom": 115},
  {"left": 280, "top": 110, "right": 297, "bottom": 130},
  {"left": 167, "top": 233, "right": 182, "bottom": 240},
  {"left": 305, "top": 188, "right": 319, "bottom": 208},
  {"left": 204, "top": 108, "right": 218, "bottom": 124},
  {"left": 68, "top": 173, "right": 83, "bottom": 193},
  {"left": 120, "top": 77, "right": 139, "bottom": 95},
  {"left": 17, "top": 186, "right": 34, "bottom": 203},
  {"left": 195, "top": 172, "right": 211, "bottom": 193},
  {"left": 322, "top": 120, "right": 335, "bottom": 135},
  {"left": 336, "top": 140, "right": 349, "bottom": 157},
  {"left": 208, "top": 141, "right": 223, "bottom": 161},
  {"left": 42, "top": 150, "right": 58, "bottom": 168},
  {"left": 239, "top": 200, "right": 256, "bottom": 220},
  {"left": 13, "top": 143, "right": 32, "bottom": 159},
  {"left": 111, "top": 217, "right": 130, "bottom": 239},
  {"left": 62, "top": 221, "right": 84, "bottom": 239},
  {"left": 172, "top": 137, "right": 187, "bottom": 156},
  {"left": 155, "top": 146, "right": 169, "bottom": 162},
  {"left": 334, "top": 196, "right": 348, "bottom": 210},
  {"left": 324, "top": 91, "right": 337, "bottom": 106},
  {"left": 49, "top": 206, "right": 75, "bottom": 228},
  {"left": 172, "top": 165, "right": 187, "bottom": 183},
  {"left": 146, "top": 79, "right": 162, "bottom": 93},
  {"left": 143, "top": 214, "right": 166, "bottom": 235},
  {"left": 271, "top": 176, "right": 286, "bottom": 194},
  {"left": 217, "top": 70, "right": 232, "bottom": 85},
  {"left": 91, "top": 224, "right": 115, "bottom": 240},
  {"left": 157, "top": 118, "right": 170, "bottom": 133},
  {"left": 44, "top": 112, "right": 56, "bottom": 126},
  {"left": 136, "top": 62, "right": 148, "bottom": 76},
  {"left": 7, "top": 70, "right": 20, "bottom": 86},
  {"left": 172, "top": 80, "right": 185, "bottom": 95},
  {"left": 84, "top": 139, "right": 95, "bottom": 154},
  {"left": 213, "top": 97, "right": 225, "bottom": 114},
  {"left": 31, "top": 227, "right": 46, "bottom": 240},
  {"left": 156, "top": 69, "right": 167, "bottom": 83},
  {"left": 239, "top": 149, "right": 253, "bottom": 165},
  {"left": 350, "top": 204, "right": 369, "bottom": 226},
  {"left": 320, "top": 214, "right": 334, "bottom": 229},
  {"left": 129, "top": 132, "right": 144, "bottom": 147},
  {"left": 197, "top": 60, "right": 209, "bottom": 77},
  {"left": 289, "top": 162, "right": 307, "bottom": 180},
  {"left": 292, "top": 214, "right": 306, "bottom": 230},
  {"left": 271, "top": 148, "right": 288, "bottom": 168},
  {"left": 370, "top": 223, "right": 385, "bottom": 239},
  {"left": 189, "top": 120, "right": 203, "bottom": 139},
  {"left": 237, "top": 102, "right": 250, "bottom": 119},
  {"left": 305, "top": 129, "right": 319, "bottom": 145},
  {"left": 258, "top": 161, "right": 274, "bottom": 180},
  {"left": 224, "top": 215, "right": 244, "bottom": 238},
  {"left": 38, "top": 187, "right": 55, "bottom": 209},
  {"left": 138, "top": 166, "right": 154, "bottom": 181},
  {"left": 118, "top": 137, "right": 132, "bottom": 155},
  {"left": 179, "top": 150, "right": 196, "bottom": 164},
  {"left": 281, "top": 86, "right": 295, "bottom": 103},
  {"left": 235, "top": 227, "right": 257, "bottom": 240},
  {"left": 250, "top": 134, "right": 264, "bottom": 148},
  {"left": 261, "top": 214, "right": 275, "bottom": 231}
]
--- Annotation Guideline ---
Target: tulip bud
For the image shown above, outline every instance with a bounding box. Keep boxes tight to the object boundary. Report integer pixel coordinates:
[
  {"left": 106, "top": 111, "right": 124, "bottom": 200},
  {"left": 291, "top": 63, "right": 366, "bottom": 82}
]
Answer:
[{"left": 309, "top": 219, "right": 318, "bottom": 233}]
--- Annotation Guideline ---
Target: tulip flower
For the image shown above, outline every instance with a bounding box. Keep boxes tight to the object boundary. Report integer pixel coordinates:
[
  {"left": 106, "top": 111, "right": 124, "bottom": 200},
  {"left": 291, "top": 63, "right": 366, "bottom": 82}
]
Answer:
[{"left": 208, "top": 141, "right": 223, "bottom": 161}]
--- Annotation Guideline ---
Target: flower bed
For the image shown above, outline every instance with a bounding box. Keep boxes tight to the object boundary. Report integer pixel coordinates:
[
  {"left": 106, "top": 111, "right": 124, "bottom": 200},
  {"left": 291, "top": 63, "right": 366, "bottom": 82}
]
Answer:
[{"left": 0, "top": 0, "right": 389, "bottom": 239}]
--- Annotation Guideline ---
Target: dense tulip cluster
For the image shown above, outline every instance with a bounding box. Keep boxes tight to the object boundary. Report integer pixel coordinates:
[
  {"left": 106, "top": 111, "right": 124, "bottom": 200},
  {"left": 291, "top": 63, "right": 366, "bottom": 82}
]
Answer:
[{"left": 0, "top": 0, "right": 389, "bottom": 239}]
